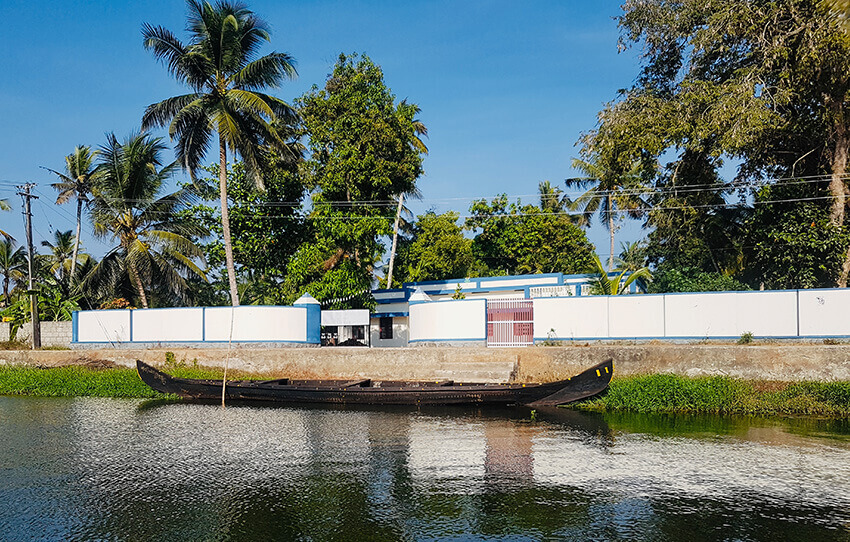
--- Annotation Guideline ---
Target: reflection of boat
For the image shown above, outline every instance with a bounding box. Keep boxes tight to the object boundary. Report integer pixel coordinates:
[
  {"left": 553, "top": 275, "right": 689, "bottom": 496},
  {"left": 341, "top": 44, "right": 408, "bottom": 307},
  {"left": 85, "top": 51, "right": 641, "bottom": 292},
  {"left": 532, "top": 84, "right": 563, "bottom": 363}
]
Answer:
[{"left": 136, "top": 358, "right": 613, "bottom": 407}]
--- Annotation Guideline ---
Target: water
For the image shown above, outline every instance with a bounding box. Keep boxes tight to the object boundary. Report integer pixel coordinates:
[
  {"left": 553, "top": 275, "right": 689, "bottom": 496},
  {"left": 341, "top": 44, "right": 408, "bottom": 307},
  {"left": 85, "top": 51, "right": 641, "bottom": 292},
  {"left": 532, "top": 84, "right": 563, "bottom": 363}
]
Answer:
[{"left": 1, "top": 397, "right": 849, "bottom": 541}]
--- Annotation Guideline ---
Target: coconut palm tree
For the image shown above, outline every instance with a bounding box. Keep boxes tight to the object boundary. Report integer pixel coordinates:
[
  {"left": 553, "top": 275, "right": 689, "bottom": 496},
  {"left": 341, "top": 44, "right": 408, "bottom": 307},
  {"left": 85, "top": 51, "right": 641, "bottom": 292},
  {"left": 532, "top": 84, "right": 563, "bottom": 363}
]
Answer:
[
  {"left": 85, "top": 132, "right": 207, "bottom": 309},
  {"left": 0, "top": 238, "right": 26, "bottom": 306},
  {"left": 42, "top": 145, "right": 97, "bottom": 281},
  {"left": 566, "top": 157, "right": 648, "bottom": 271},
  {"left": 141, "top": 0, "right": 298, "bottom": 306},
  {"left": 40, "top": 229, "right": 92, "bottom": 292}
]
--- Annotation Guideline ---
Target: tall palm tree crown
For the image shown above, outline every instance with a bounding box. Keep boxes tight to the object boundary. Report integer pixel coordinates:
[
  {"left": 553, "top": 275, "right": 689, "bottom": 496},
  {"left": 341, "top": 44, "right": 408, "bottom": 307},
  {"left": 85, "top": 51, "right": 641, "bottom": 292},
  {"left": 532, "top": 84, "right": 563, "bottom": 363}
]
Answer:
[
  {"left": 43, "top": 145, "right": 98, "bottom": 282},
  {"left": 40, "top": 230, "right": 77, "bottom": 285},
  {"left": 142, "top": 0, "right": 298, "bottom": 306},
  {"left": 566, "top": 157, "right": 648, "bottom": 271},
  {"left": 86, "top": 133, "right": 207, "bottom": 309}
]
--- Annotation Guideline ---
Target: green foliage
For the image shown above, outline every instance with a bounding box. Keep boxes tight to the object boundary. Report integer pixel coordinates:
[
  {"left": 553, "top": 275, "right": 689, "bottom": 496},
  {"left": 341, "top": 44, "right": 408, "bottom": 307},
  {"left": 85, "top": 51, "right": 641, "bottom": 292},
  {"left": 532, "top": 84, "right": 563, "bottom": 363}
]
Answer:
[
  {"left": 182, "top": 162, "right": 308, "bottom": 305},
  {"left": 574, "top": 374, "right": 850, "bottom": 417},
  {"left": 466, "top": 195, "right": 596, "bottom": 276},
  {"left": 0, "top": 365, "right": 166, "bottom": 398},
  {"left": 647, "top": 267, "right": 750, "bottom": 293},
  {"left": 85, "top": 132, "right": 208, "bottom": 308},
  {"left": 744, "top": 182, "right": 850, "bottom": 289},
  {"left": 738, "top": 332, "right": 754, "bottom": 345},
  {"left": 588, "top": 254, "right": 652, "bottom": 295},
  {"left": 644, "top": 151, "right": 749, "bottom": 276},
  {"left": 142, "top": 0, "right": 299, "bottom": 305},
  {"left": 0, "top": 238, "right": 26, "bottom": 307},
  {"left": 393, "top": 211, "right": 472, "bottom": 284},
  {"left": 584, "top": 0, "right": 850, "bottom": 287},
  {"left": 287, "top": 53, "right": 426, "bottom": 306},
  {"left": 451, "top": 284, "right": 466, "bottom": 300}
]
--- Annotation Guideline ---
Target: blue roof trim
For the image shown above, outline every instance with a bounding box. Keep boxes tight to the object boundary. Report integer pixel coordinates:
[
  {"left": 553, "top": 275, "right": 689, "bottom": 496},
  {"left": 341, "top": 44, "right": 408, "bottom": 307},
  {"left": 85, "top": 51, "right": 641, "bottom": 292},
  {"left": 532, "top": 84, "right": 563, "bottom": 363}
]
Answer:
[{"left": 371, "top": 312, "right": 409, "bottom": 318}]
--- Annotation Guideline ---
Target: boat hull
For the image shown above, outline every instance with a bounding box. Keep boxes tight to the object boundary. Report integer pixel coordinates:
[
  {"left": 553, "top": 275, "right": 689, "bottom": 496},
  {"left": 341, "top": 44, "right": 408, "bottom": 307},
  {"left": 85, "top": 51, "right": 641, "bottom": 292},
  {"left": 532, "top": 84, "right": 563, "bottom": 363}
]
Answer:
[{"left": 136, "top": 358, "right": 613, "bottom": 407}]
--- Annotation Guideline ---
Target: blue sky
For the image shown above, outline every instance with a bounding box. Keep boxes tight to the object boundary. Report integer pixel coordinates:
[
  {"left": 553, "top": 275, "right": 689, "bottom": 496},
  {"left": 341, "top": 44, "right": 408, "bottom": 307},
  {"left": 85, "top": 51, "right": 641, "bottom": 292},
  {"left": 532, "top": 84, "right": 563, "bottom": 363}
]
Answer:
[{"left": 0, "top": 0, "right": 643, "bottom": 261}]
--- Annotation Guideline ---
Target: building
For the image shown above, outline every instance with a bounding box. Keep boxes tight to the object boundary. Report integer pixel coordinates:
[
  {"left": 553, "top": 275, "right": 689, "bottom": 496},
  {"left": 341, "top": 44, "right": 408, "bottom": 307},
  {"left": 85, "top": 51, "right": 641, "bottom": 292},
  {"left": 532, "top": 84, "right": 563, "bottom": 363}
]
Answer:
[{"left": 369, "top": 272, "right": 639, "bottom": 347}]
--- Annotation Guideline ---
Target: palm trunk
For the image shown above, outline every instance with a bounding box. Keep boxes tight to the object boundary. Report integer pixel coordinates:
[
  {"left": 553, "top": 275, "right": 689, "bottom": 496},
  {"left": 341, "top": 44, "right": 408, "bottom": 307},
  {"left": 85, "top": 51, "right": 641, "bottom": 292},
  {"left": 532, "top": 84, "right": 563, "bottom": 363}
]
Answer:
[
  {"left": 832, "top": 134, "right": 850, "bottom": 287},
  {"left": 70, "top": 198, "right": 82, "bottom": 284},
  {"left": 129, "top": 262, "right": 148, "bottom": 309},
  {"left": 607, "top": 193, "right": 615, "bottom": 272},
  {"left": 386, "top": 194, "right": 404, "bottom": 288},
  {"left": 220, "top": 135, "right": 240, "bottom": 306}
]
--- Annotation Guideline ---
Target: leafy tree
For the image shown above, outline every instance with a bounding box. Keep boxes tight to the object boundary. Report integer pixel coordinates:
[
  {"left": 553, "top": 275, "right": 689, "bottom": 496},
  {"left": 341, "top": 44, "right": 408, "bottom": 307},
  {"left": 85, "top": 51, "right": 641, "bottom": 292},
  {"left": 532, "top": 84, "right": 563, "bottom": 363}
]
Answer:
[
  {"left": 183, "top": 161, "right": 308, "bottom": 305},
  {"left": 744, "top": 181, "right": 850, "bottom": 289},
  {"left": 647, "top": 267, "right": 750, "bottom": 294},
  {"left": 588, "top": 254, "right": 652, "bottom": 295},
  {"left": 142, "top": 0, "right": 298, "bottom": 306},
  {"left": 286, "top": 53, "right": 426, "bottom": 307},
  {"left": 466, "top": 195, "right": 596, "bottom": 276},
  {"left": 391, "top": 211, "right": 472, "bottom": 285},
  {"left": 586, "top": 0, "right": 850, "bottom": 285},
  {"left": 85, "top": 133, "right": 208, "bottom": 309},
  {"left": 0, "top": 238, "right": 26, "bottom": 307},
  {"left": 566, "top": 156, "right": 648, "bottom": 270},
  {"left": 43, "top": 145, "right": 98, "bottom": 281},
  {"left": 644, "top": 150, "right": 749, "bottom": 276}
]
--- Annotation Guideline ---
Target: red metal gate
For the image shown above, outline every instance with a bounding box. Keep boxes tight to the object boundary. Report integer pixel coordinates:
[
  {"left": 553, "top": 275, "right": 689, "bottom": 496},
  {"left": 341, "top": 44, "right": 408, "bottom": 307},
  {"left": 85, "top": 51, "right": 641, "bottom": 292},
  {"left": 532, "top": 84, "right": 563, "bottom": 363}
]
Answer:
[{"left": 487, "top": 300, "right": 534, "bottom": 347}]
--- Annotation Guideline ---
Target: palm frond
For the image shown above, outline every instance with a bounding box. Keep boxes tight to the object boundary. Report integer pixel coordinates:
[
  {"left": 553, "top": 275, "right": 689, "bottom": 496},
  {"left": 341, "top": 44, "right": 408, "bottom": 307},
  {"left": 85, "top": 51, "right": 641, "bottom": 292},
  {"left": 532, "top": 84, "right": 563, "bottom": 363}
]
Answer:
[{"left": 232, "top": 52, "right": 297, "bottom": 90}]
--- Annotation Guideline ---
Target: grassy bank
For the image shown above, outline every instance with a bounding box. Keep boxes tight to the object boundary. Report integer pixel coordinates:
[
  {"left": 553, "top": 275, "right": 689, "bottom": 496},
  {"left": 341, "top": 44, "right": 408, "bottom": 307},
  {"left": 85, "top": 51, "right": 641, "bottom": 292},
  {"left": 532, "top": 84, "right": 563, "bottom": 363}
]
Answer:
[
  {"left": 572, "top": 374, "right": 850, "bottom": 418},
  {"left": 0, "top": 363, "right": 230, "bottom": 399}
]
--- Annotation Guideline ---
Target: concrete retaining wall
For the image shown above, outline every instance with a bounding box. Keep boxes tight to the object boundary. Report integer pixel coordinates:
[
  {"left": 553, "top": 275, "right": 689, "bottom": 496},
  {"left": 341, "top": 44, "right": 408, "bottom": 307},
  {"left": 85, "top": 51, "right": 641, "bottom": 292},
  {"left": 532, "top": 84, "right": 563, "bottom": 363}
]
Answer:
[{"left": 2, "top": 345, "right": 848, "bottom": 382}]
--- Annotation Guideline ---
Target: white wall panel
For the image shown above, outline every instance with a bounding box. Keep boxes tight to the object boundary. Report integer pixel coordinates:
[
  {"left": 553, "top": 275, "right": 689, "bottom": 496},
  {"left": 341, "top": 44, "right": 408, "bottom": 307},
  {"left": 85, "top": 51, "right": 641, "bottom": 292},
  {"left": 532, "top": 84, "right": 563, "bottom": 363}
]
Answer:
[
  {"left": 533, "top": 297, "right": 608, "bottom": 340},
  {"left": 77, "top": 310, "right": 131, "bottom": 343},
  {"left": 409, "top": 300, "right": 486, "bottom": 341},
  {"left": 204, "top": 306, "right": 307, "bottom": 342},
  {"left": 132, "top": 308, "right": 204, "bottom": 342},
  {"left": 734, "top": 291, "right": 797, "bottom": 337},
  {"left": 608, "top": 295, "right": 665, "bottom": 338},
  {"left": 799, "top": 289, "right": 850, "bottom": 336},
  {"left": 664, "top": 293, "right": 739, "bottom": 338}
]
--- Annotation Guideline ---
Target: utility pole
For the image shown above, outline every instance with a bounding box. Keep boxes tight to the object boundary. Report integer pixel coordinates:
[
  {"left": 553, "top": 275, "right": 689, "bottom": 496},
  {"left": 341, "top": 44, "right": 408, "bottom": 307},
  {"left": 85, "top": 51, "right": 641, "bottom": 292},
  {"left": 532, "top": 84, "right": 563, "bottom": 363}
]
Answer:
[{"left": 17, "top": 183, "right": 40, "bottom": 349}]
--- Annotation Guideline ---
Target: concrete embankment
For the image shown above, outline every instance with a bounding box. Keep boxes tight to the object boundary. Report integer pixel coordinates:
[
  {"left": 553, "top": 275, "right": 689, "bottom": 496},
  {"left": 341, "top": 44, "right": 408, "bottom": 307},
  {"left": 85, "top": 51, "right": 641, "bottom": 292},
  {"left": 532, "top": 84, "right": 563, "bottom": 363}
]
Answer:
[{"left": 1, "top": 344, "right": 849, "bottom": 382}]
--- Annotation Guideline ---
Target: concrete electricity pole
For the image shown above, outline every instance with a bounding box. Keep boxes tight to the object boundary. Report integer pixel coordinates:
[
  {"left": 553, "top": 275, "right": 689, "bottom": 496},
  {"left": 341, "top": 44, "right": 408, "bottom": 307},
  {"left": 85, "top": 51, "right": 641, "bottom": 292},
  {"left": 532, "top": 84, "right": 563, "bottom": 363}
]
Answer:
[{"left": 17, "top": 183, "right": 40, "bottom": 349}]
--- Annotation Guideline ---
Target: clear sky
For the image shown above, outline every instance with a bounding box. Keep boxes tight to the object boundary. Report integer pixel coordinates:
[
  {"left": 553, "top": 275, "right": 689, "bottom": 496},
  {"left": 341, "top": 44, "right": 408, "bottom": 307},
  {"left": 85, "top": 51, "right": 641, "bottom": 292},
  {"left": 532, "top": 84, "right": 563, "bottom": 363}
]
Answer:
[{"left": 0, "top": 0, "right": 642, "bottom": 261}]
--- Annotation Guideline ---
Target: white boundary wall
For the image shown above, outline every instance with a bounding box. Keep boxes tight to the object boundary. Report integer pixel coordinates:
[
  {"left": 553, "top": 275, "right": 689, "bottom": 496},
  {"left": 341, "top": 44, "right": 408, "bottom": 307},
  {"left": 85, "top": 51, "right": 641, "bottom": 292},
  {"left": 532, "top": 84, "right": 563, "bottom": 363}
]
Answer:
[
  {"left": 409, "top": 299, "right": 487, "bottom": 343},
  {"left": 73, "top": 305, "right": 314, "bottom": 345},
  {"left": 534, "top": 289, "right": 842, "bottom": 341}
]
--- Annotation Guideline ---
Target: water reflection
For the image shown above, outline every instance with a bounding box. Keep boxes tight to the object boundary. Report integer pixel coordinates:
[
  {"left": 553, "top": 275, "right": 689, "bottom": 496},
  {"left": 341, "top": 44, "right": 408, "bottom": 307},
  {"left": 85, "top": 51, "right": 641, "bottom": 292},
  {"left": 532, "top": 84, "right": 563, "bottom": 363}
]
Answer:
[{"left": 1, "top": 397, "right": 849, "bottom": 541}]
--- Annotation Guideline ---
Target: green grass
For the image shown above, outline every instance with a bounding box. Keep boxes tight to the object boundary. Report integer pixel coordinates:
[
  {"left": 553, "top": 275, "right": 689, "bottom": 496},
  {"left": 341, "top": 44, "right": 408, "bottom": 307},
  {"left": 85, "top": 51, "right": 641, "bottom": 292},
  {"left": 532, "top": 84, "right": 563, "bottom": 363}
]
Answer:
[
  {"left": 572, "top": 373, "right": 850, "bottom": 418},
  {"left": 0, "top": 360, "right": 242, "bottom": 399},
  {"left": 0, "top": 365, "right": 167, "bottom": 398}
]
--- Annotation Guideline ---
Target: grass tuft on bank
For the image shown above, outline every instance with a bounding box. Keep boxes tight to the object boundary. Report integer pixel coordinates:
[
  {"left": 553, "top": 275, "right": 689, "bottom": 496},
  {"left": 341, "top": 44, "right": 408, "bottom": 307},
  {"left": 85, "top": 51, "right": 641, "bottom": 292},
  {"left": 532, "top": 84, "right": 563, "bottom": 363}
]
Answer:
[{"left": 573, "top": 374, "right": 850, "bottom": 418}]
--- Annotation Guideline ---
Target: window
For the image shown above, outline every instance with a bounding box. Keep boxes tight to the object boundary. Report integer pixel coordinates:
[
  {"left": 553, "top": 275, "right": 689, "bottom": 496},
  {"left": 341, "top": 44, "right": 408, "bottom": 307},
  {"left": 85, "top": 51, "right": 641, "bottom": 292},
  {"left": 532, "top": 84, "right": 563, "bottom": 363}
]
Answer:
[
  {"left": 351, "top": 325, "right": 365, "bottom": 340},
  {"left": 379, "top": 317, "right": 393, "bottom": 340}
]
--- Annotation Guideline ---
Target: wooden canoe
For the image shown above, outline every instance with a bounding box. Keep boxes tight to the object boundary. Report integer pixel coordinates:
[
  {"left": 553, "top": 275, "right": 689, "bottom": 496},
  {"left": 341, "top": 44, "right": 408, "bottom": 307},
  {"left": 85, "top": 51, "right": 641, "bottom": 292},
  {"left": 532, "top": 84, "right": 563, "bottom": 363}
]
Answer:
[{"left": 136, "top": 358, "right": 613, "bottom": 407}]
